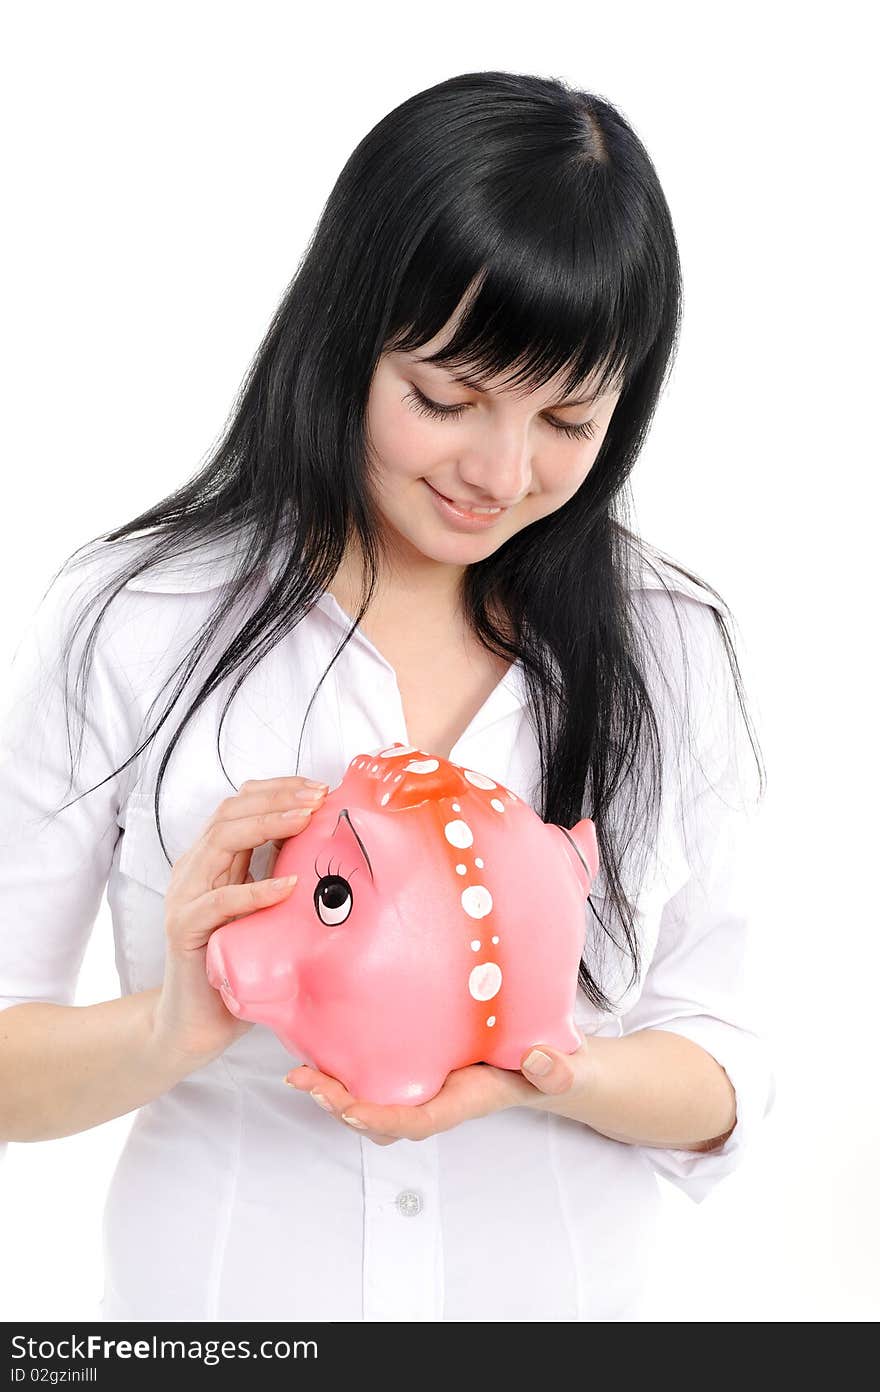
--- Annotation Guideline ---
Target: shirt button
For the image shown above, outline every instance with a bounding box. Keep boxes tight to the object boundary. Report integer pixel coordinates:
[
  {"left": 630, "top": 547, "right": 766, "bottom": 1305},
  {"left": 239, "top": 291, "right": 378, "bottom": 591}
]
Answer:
[{"left": 395, "top": 1189, "right": 423, "bottom": 1217}]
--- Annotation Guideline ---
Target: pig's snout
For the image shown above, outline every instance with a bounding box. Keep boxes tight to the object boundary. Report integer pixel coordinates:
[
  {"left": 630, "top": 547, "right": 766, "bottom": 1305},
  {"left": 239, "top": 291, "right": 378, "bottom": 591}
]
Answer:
[
  {"left": 205, "top": 918, "right": 301, "bottom": 1018},
  {"left": 205, "top": 932, "right": 225, "bottom": 989},
  {"left": 205, "top": 934, "right": 243, "bottom": 1015}
]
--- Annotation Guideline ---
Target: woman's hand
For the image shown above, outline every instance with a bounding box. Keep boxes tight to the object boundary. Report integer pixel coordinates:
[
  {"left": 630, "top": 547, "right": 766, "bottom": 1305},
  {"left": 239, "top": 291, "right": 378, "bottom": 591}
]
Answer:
[
  {"left": 150, "top": 775, "right": 329, "bottom": 1065},
  {"left": 284, "top": 1034, "right": 593, "bottom": 1144}
]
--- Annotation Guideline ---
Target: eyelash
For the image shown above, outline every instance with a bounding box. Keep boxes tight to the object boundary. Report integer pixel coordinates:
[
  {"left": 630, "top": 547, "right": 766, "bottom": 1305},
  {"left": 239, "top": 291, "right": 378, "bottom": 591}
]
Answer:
[
  {"left": 315, "top": 854, "right": 359, "bottom": 882},
  {"left": 404, "top": 386, "right": 598, "bottom": 442}
]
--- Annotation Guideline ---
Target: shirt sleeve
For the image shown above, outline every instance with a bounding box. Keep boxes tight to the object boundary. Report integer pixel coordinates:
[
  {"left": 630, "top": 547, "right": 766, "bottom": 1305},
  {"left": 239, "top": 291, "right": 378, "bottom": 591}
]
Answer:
[
  {"left": 618, "top": 594, "right": 776, "bottom": 1205},
  {"left": 0, "top": 551, "right": 135, "bottom": 1026}
]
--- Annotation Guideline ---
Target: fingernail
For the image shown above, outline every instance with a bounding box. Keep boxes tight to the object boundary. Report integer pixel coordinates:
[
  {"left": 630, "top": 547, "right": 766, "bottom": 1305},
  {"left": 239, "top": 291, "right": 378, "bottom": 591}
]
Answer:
[
  {"left": 303, "top": 779, "right": 329, "bottom": 789},
  {"left": 341, "top": 1114, "right": 367, "bottom": 1128},
  {"left": 310, "top": 1090, "right": 334, "bottom": 1113},
  {"left": 523, "top": 1049, "right": 553, "bottom": 1076},
  {"left": 295, "top": 788, "right": 325, "bottom": 802}
]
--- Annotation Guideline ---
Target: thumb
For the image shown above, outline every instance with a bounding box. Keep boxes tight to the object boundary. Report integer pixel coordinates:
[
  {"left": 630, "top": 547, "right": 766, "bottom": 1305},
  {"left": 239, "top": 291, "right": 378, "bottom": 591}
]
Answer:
[{"left": 520, "top": 1043, "right": 579, "bottom": 1096}]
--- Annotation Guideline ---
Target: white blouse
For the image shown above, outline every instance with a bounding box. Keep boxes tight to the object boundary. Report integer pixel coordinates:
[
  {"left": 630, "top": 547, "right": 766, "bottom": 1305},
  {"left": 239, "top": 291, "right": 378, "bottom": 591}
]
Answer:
[{"left": 0, "top": 532, "right": 775, "bottom": 1322}]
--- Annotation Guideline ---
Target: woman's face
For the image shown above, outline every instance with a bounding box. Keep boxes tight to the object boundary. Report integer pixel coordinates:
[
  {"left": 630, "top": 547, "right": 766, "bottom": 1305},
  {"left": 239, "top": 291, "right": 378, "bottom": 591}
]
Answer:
[{"left": 363, "top": 336, "right": 622, "bottom": 570}]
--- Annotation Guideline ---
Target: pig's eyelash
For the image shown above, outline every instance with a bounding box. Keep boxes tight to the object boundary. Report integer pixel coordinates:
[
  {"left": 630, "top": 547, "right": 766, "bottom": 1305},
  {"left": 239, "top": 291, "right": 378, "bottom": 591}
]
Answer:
[{"left": 314, "top": 853, "right": 360, "bottom": 882}]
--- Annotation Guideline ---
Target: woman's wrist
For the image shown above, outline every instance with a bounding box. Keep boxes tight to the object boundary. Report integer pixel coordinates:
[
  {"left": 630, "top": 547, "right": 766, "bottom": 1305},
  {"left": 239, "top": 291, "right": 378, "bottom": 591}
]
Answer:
[
  {"left": 143, "top": 986, "right": 228, "bottom": 1076},
  {"left": 521, "top": 1029, "right": 737, "bottom": 1150}
]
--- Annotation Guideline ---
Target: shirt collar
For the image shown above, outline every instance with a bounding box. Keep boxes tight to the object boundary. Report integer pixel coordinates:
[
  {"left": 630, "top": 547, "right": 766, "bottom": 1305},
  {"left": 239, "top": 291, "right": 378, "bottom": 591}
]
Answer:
[
  {"left": 117, "top": 535, "right": 723, "bottom": 731},
  {"left": 309, "top": 587, "right": 528, "bottom": 719}
]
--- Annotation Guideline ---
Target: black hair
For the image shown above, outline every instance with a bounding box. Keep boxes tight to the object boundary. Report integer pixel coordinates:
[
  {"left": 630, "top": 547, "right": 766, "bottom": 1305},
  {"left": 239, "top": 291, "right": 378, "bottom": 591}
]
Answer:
[{"left": 42, "top": 70, "right": 765, "bottom": 1011}]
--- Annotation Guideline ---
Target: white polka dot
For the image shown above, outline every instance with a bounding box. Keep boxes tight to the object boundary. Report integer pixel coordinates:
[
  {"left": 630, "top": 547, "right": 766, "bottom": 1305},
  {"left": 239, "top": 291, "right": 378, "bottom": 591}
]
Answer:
[
  {"left": 405, "top": 758, "right": 440, "bottom": 775},
  {"left": 461, "top": 884, "right": 493, "bottom": 919},
  {"left": 464, "top": 769, "right": 497, "bottom": 790},
  {"left": 455, "top": 864, "right": 467, "bottom": 875},
  {"left": 491, "top": 935, "right": 499, "bottom": 944},
  {"left": 380, "top": 791, "right": 391, "bottom": 805},
  {"left": 487, "top": 1015, "right": 496, "bottom": 1027},
  {"left": 469, "top": 962, "right": 502, "bottom": 1001},
  {"left": 490, "top": 798, "right": 505, "bottom": 813},
  {"left": 470, "top": 940, "right": 481, "bottom": 951},
  {"left": 444, "top": 819, "right": 473, "bottom": 849},
  {"left": 452, "top": 802, "right": 461, "bottom": 812},
  {"left": 381, "top": 744, "right": 418, "bottom": 758},
  {"left": 475, "top": 857, "right": 484, "bottom": 868}
]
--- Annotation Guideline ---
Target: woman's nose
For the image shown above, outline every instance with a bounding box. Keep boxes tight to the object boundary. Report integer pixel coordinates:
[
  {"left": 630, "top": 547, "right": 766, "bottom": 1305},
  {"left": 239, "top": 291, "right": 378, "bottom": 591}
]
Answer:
[{"left": 457, "top": 431, "right": 531, "bottom": 506}]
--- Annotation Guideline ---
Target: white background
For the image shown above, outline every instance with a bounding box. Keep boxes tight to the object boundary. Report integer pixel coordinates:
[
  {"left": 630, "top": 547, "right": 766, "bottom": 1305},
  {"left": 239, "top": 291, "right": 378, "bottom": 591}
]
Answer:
[{"left": 1, "top": 1, "right": 876, "bottom": 1322}]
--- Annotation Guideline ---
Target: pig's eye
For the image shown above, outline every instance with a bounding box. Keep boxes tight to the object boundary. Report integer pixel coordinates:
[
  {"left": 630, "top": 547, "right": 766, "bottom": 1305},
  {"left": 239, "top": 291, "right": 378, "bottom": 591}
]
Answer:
[{"left": 314, "top": 874, "right": 353, "bottom": 926}]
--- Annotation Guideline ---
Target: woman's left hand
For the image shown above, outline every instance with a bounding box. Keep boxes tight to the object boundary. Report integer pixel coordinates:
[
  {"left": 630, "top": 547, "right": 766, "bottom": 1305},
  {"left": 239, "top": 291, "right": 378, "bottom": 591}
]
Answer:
[{"left": 284, "top": 1032, "right": 591, "bottom": 1144}]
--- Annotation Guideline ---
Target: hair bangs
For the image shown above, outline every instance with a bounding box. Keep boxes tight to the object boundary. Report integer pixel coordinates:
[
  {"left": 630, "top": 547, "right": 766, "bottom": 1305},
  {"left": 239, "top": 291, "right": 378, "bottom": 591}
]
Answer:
[{"left": 385, "top": 168, "right": 665, "bottom": 404}]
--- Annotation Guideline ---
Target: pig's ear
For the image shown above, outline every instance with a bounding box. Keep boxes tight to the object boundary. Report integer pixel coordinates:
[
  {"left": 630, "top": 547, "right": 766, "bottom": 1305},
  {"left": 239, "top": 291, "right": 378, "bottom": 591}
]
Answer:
[
  {"left": 549, "top": 818, "right": 599, "bottom": 894},
  {"left": 327, "top": 809, "right": 375, "bottom": 883}
]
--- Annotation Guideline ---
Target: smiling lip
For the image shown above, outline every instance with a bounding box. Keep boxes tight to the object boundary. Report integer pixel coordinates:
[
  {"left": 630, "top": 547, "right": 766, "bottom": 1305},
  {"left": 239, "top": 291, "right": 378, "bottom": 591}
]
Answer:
[{"left": 424, "top": 481, "right": 510, "bottom": 530}]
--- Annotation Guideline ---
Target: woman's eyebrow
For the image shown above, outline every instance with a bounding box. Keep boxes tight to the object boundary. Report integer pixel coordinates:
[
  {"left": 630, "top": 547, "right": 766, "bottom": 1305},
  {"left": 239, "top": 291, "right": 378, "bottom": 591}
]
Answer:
[{"left": 413, "top": 355, "right": 602, "bottom": 408}]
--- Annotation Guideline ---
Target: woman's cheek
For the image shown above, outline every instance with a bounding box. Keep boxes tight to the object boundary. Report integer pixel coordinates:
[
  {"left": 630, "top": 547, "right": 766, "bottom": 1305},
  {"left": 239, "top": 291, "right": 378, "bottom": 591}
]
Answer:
[
  {"left": 369, "top": 399, "right": 429, "bottom": 474},
  {"left": 391, "top": 415, "right": 441, "bottom": 481},
  {"left": 532, "top": 451, "right": 597, "bottom": 517}
]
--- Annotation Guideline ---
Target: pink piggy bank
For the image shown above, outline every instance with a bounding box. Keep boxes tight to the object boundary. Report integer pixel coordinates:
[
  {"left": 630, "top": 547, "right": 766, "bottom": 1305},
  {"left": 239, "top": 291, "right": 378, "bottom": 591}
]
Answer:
[{"left": 206, "top": 742, "right": 599, "bottom": 1104}]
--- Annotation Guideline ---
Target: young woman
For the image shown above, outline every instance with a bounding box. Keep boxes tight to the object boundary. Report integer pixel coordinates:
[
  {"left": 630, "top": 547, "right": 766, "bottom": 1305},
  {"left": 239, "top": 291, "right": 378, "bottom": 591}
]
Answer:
[{"left": 0, "top": 70, "right": 773, "bottom": 1322}]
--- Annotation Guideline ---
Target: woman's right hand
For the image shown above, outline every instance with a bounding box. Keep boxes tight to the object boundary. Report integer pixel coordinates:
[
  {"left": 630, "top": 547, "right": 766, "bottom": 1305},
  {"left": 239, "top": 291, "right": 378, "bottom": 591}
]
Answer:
[{"left": 149, "top": 775, "right": 329, "bottom": 1065}]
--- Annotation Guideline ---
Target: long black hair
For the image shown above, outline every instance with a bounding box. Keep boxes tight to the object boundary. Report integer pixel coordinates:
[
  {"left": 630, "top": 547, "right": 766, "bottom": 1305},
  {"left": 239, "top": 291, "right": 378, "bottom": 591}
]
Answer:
[{"left": 41, "top": 70, "right": 765, "bottom": 1012}]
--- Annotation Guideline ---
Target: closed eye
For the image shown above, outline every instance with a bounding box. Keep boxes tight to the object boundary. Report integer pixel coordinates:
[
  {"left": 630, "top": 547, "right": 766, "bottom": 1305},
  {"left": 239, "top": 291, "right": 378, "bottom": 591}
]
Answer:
[{"left": 404, "top": 385, "right": 597, "bottom": 443}]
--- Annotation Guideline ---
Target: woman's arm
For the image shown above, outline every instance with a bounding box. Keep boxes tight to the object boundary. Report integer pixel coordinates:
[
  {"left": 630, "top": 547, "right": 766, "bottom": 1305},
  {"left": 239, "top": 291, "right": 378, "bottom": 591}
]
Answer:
[
  {"left": 0, "top": 555, "right": 212, "bottom": 1144},
  {"left": 523, "top": 1028, "right": 737, "bottom": 1149},
  {"left": 0, "top": 990, "right": 218, "bottom": 1142},
  {"left": 545, "top": 594, "right": 773, "bottom": 1194},
  {"left": 518, "top": 593, "right": 772, "bottom": 1192}
]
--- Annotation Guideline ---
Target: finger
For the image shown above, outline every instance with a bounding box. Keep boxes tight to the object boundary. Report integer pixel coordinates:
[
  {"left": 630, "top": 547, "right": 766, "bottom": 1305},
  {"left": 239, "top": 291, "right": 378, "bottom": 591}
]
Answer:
[
  {"left": 202, "top": 779, "right": 330, "bottom": 844},
  {"left": 349, "top": 1064, "right": 520, "bottom": 1139},
  {"left": 229, "top": 829, "right": 286, "bottom": 889},
  {"left": 176, "top": 805, "right": 319, "bottom": 900},
  {"left": 234, "top": 776, "right": 330, "bottom": 804},
  {"left": 170, "top": 873, "right": 299, "bottom": 951},
  {"left": 349, "top": 1106, "right": 416, "bottom": 1138},
  {"left": 232, "top": 834, "right": 282, "bottom": 887},
  {"left": 285, "top": 1068, "right": 399, "bottom": 1145},
  {"left": 337, "top": 1094, "right": 439, "bottom": 1141},
  {"left": 289, "top": 1065, "right": 460, "bottom": 1141},
  {"left": 172, "top": 779, "right": 328, "bottom": 901},
  {"left": 220, "top": 778, "right": 330, "bottom": 825},
  {"left": 520, "top": 1040, "right": 583, "bottom": 1096},
  {"left": 452, "top": 1060, "right": 532, "bottom": 1112},
  {"left": 285, "top": 1066, "right": 353, "bottom": 1104},
  {"left": 228, "top": 848, "right": 253, "bottom": 886}
]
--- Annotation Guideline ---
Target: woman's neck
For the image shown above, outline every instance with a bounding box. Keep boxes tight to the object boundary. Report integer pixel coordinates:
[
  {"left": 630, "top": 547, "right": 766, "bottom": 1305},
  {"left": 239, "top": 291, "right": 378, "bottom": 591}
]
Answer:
[{"left": 327, "top": 545, "right": 467, "bottom": 633}]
